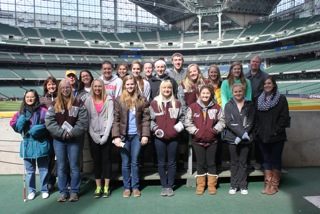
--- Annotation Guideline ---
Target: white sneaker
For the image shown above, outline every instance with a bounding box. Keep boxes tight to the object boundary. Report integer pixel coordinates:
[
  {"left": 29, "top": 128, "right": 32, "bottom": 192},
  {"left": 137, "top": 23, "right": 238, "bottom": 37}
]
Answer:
[
  {"left": 228, "top": 188, "right": 237, "bottom": 195},
  {"left": 27, "top": 192, "right": 36, "bottom": 200},
  {"left": 42, "top": 192, "right": 49, "bottom": 199},
  {"left": 240, "top": 189, "right": 248, "bottom": 195}
]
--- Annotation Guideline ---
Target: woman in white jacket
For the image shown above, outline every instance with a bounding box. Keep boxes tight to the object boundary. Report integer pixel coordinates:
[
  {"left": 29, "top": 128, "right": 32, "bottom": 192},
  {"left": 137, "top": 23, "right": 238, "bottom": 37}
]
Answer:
[{"left": 84, "top": 79, "right": 114, "bottom": 198}]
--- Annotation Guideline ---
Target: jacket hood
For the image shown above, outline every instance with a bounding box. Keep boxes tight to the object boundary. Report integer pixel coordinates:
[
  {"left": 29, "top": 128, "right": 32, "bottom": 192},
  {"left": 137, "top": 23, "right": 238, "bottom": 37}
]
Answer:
[
  {"left": 99, "top": 74, "right": 119, "bottom": 84},
  {"left": 196, "top": 99, "right": 216, "bottom": 109}
]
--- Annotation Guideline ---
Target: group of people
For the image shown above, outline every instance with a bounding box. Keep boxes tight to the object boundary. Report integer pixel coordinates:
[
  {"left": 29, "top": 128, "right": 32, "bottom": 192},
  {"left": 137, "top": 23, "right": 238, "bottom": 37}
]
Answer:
[{"left": 10, "top": 53, "right": 290, "bottom": 202}]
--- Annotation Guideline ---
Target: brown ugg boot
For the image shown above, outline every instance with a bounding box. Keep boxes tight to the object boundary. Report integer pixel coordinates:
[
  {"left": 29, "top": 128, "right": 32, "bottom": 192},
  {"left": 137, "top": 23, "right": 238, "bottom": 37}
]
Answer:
[
  {"left": 267, "top": 169, "right": 281, "bottom": 195},
  {"left": 262, "top": 170, "right": 273, "bottom": 194},
  {"left": 207, "top": 173, "right": 218, "bottom": 195},
  {"left": 195, "top": 174, "right": 206, "bottom": 195}
]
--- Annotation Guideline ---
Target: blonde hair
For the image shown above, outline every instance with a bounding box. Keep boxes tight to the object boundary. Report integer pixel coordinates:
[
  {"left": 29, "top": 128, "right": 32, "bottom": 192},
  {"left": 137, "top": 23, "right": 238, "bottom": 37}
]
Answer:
[
  {"left": 154, "top": 80, "right": 176, "bottom": 113},
  {"left": 120, "top": 75, "right": 144, "bottom": 109},
  {"left": 90, "top": 79, "right": 106, "bottom": 102},
  {"left": 182, "top": 64, "right": 205, "bottom": 92},
  {"left": 54, "top": 79, "right": 74, "bottom": 113}
]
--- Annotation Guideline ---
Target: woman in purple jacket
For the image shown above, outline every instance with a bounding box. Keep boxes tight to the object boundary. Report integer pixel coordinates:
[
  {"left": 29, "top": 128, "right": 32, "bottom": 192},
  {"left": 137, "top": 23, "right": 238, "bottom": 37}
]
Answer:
[
  {"left": 150, "top": 80, "right": 184, "bottom": 197},
  {"left": 184, "top": 85, "right": 225, "bottom": 195}
]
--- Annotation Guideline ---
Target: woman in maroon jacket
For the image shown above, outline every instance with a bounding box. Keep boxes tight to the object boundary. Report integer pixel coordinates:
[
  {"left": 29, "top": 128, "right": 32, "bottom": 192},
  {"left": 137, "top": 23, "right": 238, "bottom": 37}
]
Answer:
[
  {"left": 184, "top": 85, "right": 225, "bottom": 195},
  {"left": 150, "top": 80, "right": 184, "bottom": 197}
]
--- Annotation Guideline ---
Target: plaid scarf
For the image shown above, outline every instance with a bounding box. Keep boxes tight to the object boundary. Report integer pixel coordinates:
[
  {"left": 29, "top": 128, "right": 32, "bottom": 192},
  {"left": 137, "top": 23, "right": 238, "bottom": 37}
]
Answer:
[{"left": 257, "top": 90, "right": 281, "bottom": 111}]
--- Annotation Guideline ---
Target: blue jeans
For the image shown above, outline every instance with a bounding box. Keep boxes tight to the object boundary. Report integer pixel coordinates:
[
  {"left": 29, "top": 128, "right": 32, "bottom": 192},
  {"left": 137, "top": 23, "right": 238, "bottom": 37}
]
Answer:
[
  {"left": 120, "top": 134, "right": 141, "bottom": 190},
  {"left": 24, "top": 157, "right": 49, "bottom": 194},
  {"left": 154, "top": 138, "right": 178, "bottom": 188},
  {"left": 53, "top": 139, "right": 80, "bottom": 195}
]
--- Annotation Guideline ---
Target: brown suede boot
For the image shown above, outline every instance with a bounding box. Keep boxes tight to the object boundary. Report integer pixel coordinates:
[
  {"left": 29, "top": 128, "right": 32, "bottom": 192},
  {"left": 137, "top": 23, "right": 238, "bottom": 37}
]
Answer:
[
  {"left": 267, "top": 169, "right": 281, "bottom": 195},
  {"left": 207, "top": 174, "right": 218, "bottom": 195},
  {"left": 195, "top": 174, "right": 206, "bottom": 195},
  {"left": 262, "top": 170, "right": 273, "bottom": 194}
]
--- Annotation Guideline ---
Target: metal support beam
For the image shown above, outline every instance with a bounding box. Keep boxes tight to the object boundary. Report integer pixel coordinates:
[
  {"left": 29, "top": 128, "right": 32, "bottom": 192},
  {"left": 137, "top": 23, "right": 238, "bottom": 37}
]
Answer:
[
  {"left": 218, "top": 12, "right": 222, "bottom": 40},
  {"left": 197, "top": 14, "right": 202, "bottom": 42},
  {"left": 129, "top": 0, "right": 188, "bottom": 13}
]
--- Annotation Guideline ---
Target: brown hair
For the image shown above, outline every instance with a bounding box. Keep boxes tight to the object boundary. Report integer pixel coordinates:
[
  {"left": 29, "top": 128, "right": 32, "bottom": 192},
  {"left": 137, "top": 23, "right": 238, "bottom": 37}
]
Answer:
[{"left": 227, "top": 61, "right": 247, "bottom": 91}]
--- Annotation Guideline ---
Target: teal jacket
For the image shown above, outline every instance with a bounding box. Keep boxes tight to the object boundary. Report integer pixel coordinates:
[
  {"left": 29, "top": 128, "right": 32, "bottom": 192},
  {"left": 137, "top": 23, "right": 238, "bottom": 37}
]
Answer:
[
  {"left": 221, "top": 78, "right": 252, "bottom": 109},
  {"left": 10, "top": 106, "right": 50, "bottom": 159}
]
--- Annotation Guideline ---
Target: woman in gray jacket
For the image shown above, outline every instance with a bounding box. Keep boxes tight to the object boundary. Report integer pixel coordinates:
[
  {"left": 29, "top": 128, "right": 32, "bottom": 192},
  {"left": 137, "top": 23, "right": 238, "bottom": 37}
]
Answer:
[
  {"left": 224, "top": 83, "right": 255, "bottom": 195},
  {"left": 84, "top": 79, "right": 114, "bottom": 198},
  {"left": 45, "top": 79, "right": 88, "bottom": 202}
]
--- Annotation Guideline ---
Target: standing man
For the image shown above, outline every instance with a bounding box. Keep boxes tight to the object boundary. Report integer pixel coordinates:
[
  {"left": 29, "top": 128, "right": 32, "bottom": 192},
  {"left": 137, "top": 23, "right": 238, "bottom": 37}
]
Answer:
[
  {"left": 245, "top": 56, "right": 269, "bottom": 102},
  {"left": 99, "top": 60, "right": 123, "bottom": 99},
  {"left": 245, "top": 55, "right": 269, "bottom": 169},
  {"left": 168, "top": 53, "right": 187, "bottom": 85}
]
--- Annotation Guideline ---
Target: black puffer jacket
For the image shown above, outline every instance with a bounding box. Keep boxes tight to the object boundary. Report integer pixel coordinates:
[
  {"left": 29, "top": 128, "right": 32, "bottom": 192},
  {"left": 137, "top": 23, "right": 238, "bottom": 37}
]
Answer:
[{"left": 255, "top": 95, "right": 290, "bottom": 144}]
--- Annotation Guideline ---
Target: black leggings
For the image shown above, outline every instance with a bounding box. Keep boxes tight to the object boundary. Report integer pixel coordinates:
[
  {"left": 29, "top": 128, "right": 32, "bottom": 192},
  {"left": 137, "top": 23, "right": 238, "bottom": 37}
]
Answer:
[
  {"left": 89, "top": 135, "right": 112, "bottom": 179},
  {"left": 192, "top": 142, "right": 217, "bottom": 175}
]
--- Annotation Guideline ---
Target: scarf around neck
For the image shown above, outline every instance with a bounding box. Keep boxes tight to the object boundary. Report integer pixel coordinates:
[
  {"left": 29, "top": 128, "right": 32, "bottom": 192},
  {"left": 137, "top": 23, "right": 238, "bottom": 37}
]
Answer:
[{"left": 257, "top": 90, "right": 281, "bottom": 111}]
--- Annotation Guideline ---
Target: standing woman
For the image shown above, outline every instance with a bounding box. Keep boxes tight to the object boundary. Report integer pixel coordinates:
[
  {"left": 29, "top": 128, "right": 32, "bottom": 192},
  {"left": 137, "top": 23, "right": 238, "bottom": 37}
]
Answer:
[
  {"left": 131, "top": 60, "right": 151, "bottom": 101},
  {"left": 84, "top": 79, "right": 114, "bottom": 198},
  {"left": 10, "top": 89, "right": 50, "bottom": 200},
  {"left": 112, "top": 75, "right": 150, "bottom": 198},
  {"left": 116, "top": 63, "right": 129, "bottom": 80},
  {"left": 223, "top": 83, "right": 255, "bottom": 195},
  {"left": 40, "top": 76, "right": 59, "bottom": 192},
  {"left": 178, "top": 63, "right": 206, "bottom": 111},
  {"left": 184, "top": 85, "right": 225, "bottom": 195},
  {"left": 206, "top": 64, "right": 222, "bottom": 107},
  {"left": 255, "top": 76, "right": 290, "bottom": 195},
  {"left": 45, "top": 79, "right": 88, "bottom": 202},
  {"left": 221, "top": 62, "right": 252, "bottom": 109},
  {"left": 77, "top": 69, "right": 94, "bottom": 102},
  {"left": 150, "top": 80, "right": 184, "bottom": 197}
]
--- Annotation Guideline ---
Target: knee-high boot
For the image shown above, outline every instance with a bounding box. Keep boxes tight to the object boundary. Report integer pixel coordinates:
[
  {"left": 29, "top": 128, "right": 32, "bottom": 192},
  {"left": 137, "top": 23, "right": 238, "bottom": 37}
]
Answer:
[
  {"left": 267, "top": 169, "right": 281, "bottom": 195},
  {"left": 262, "top": 170, "right": 273, "bottom": 194}
]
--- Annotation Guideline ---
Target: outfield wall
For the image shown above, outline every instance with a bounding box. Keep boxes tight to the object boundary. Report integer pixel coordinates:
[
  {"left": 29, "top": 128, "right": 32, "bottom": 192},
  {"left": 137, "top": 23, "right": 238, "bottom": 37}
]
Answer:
[{"left": 0, "top": 111, "right": 319, "bottom": 174}]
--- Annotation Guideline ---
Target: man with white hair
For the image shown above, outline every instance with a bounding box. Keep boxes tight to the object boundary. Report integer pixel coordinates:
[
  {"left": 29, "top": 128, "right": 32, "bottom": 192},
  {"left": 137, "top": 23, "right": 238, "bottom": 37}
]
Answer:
[{"left": 149, "top": 59, "right": 178, "bottom": 100}]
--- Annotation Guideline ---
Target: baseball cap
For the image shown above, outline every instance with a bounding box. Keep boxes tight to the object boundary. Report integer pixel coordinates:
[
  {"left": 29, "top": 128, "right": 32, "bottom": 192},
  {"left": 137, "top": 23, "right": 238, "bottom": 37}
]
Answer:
[{"left": 65, "top": 69, "right": 77, "bottom": 77}]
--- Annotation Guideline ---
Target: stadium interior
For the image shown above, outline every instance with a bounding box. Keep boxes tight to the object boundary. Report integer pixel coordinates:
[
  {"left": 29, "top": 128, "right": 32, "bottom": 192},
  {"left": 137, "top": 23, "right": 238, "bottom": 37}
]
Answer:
[{"left": 0, "top": 0, "right": 319, "bottom": 99}]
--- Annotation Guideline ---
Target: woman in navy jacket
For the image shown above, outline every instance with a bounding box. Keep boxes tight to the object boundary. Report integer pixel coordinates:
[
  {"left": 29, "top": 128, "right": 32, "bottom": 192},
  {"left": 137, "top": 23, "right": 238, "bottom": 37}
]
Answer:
[{"left": 255, "top": 76, "right": 290, "bottom": 195}]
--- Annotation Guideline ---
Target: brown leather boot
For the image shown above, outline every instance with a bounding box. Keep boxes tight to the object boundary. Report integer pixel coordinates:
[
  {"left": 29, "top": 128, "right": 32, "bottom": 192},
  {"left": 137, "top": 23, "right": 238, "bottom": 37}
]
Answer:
[
  {"left": 207, "top": 174, "right": 218, "bottom": 195},
  {"left": 267, "top": 169, "right": 281, "bottom": 195},
  {"left": 195, "top": 174, "right": 206, "bottom": 195},
  {"left": 262, "top": 170, "right": 273, "bottom": 194}
]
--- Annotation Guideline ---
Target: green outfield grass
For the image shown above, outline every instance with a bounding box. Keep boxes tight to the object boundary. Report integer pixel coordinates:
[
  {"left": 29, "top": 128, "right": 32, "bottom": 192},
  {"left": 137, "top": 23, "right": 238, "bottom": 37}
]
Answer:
[{"left": 0, "top": 101, "right": 21, "bottom": 111}]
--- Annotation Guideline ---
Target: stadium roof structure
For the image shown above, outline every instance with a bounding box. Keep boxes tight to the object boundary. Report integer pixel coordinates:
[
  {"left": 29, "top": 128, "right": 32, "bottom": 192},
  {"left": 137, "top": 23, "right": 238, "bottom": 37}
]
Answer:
[{"left": 130, "top": 0, "right": 281, "bottom": 30}]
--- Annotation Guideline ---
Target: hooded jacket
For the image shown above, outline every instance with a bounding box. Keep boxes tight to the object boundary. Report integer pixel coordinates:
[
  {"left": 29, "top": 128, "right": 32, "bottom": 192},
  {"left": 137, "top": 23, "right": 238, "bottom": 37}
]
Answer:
[
  {"left": 99, "top": 74, "right": 123, "bottom": 99},
  {"left": 150, "top": 98, "right": 184, "bottom": 140},
  {"left": 84, "top": 95, "right": 114, "bottom": 145},
  {"left": 184, "top": 99, "right": 225, "bottom": 146}
]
